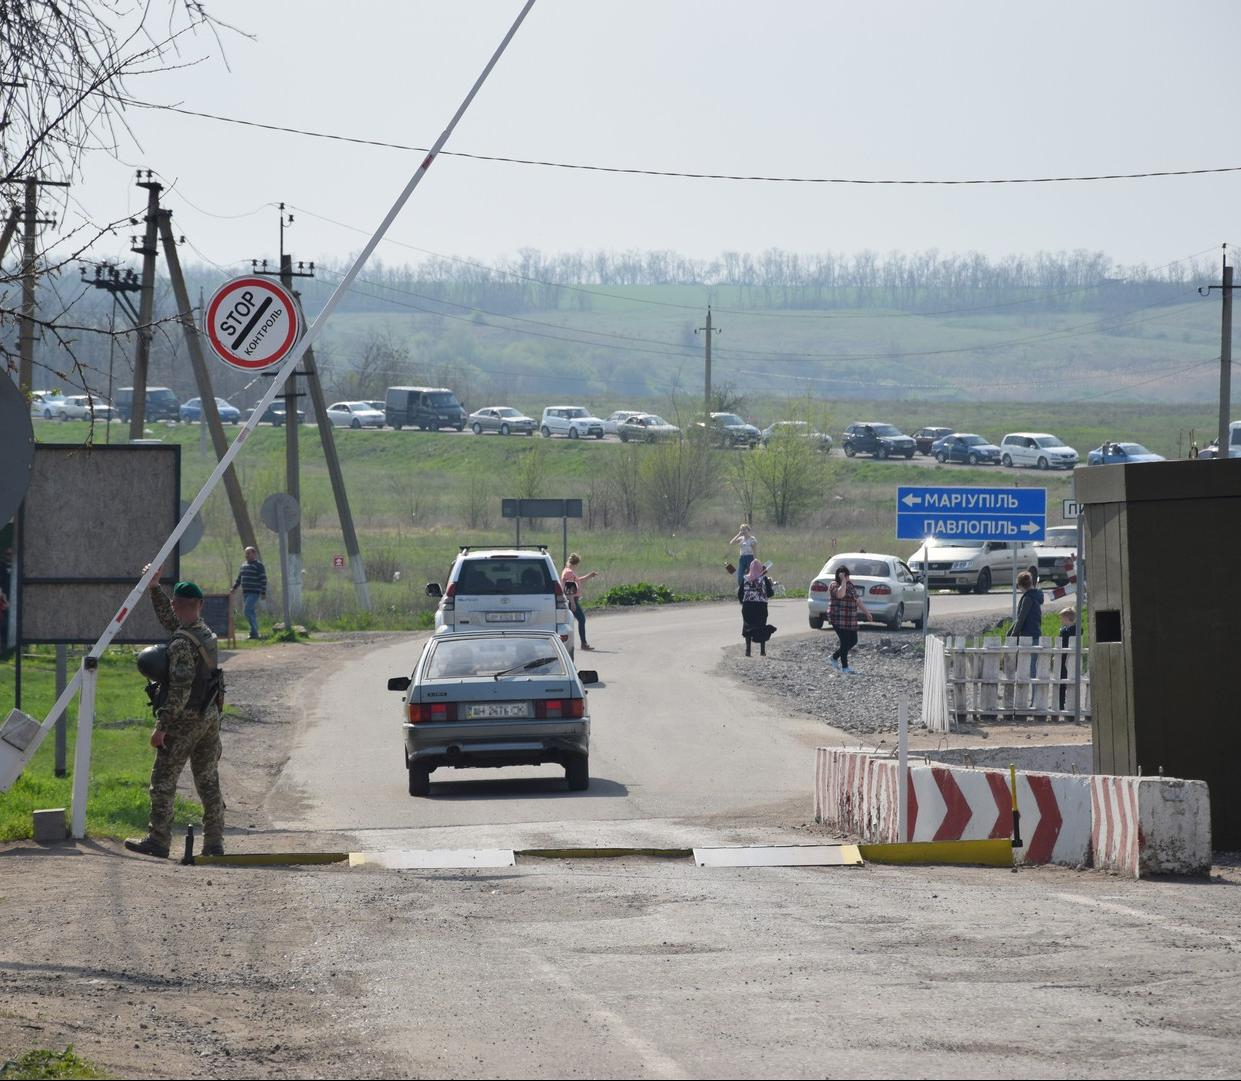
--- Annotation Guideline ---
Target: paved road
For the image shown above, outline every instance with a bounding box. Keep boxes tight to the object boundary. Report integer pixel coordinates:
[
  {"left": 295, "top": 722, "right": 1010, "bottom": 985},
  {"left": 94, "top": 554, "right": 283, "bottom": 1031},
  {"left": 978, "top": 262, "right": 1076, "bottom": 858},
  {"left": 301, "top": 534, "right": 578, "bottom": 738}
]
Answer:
[
  {"left": 254, "top": 592, "right": 1241, "bottom": 1081},
  {"left": 268, "top": 592, "right": 1012, "bottom": 850}
]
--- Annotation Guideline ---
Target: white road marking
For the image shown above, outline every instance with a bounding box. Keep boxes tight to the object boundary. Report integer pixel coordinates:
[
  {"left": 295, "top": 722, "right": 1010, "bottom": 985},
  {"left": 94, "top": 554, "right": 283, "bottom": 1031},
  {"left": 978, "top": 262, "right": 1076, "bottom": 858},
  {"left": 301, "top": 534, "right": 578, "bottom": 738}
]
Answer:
[
  {"left": 1054, "top": 892, "right": 1241, "bottom": 949},
  {"left": 532, "top": 956, "right": 689, "bottom": 1080}
]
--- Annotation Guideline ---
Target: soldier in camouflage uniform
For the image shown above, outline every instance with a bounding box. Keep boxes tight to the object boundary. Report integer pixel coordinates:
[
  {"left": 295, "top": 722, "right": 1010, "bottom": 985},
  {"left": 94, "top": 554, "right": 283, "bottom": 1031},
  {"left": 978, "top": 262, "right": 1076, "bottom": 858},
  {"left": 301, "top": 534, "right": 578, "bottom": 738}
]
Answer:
[{"left": 124, "top": 576, "right": 225, "bottom": 859}]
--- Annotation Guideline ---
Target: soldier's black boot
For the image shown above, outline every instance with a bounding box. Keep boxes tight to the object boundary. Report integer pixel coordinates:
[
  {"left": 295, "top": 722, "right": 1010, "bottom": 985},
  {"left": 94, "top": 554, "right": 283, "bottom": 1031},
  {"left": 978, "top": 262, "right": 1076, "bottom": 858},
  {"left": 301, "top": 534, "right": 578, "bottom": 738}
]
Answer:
[
  {"left": 202, "top": 842, "right": 225, "bottom": 857},
  {"left": 124, "top": 836, "right": 170, "bottom": 859}
]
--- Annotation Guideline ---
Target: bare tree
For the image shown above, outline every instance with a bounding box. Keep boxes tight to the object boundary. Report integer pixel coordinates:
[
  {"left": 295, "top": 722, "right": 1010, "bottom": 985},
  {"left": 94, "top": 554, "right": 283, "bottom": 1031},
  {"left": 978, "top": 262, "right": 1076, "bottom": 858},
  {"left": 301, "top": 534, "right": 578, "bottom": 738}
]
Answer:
[
  {"left": 641, "top": 438, "right": 717, "bottom": 532},
  {"left": 752, "top": 425, "right": 826, "bottom": 528}
]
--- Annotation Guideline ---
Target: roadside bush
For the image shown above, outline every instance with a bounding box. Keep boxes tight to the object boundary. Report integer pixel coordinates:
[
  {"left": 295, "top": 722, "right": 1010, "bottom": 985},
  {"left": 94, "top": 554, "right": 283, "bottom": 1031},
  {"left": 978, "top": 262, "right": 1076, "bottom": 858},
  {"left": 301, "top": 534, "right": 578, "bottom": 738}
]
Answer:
[
  {"left": 640, "top": 438, "right": 717, "bottom": 531},
  {"left": 599, "top": 581, "right": 677, "bottom": 606}
]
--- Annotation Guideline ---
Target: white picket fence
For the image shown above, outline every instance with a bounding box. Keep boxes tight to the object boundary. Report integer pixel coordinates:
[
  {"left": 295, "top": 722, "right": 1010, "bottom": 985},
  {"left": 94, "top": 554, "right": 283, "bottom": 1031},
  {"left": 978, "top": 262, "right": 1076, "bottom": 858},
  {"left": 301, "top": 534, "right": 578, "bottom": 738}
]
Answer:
[{"left": 924, "top": 635, "right": 1090, "bottom": 731}]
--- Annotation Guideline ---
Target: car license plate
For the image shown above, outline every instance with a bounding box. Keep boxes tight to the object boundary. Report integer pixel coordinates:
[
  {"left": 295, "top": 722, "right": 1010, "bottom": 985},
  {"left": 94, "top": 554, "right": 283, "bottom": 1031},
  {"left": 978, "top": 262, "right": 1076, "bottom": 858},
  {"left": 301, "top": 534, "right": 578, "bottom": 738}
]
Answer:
[
  {"left": 465, "top": 703, "right": 531, "bottom": 720},
  {"left": 484, "top": 612, "right": 526, "bottom": 622}
]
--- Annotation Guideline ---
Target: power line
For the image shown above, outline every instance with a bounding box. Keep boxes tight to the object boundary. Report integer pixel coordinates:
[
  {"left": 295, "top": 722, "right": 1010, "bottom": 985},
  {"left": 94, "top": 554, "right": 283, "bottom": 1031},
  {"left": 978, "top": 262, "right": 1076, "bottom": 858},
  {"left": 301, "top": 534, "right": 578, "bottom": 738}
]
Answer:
[{"left": 120, "top": 97, "right": 1241, "bottom": 187}]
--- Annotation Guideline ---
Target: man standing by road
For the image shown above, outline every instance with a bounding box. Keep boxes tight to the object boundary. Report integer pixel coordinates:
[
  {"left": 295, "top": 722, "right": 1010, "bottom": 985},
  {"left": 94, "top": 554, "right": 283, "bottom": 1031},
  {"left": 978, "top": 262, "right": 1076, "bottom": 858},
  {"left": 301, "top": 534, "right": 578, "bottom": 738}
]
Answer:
[
  {"left": 125, "top": 571, "right": 226, "bottom": 859},
  {"left": 231, "top": 546, "right": 267, "bottom": 640}
]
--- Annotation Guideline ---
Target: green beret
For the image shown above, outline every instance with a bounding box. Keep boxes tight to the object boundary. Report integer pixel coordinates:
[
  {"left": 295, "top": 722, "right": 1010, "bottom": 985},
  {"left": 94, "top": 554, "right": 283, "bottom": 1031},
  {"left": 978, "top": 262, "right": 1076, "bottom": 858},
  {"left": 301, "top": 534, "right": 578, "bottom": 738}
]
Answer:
[{"left": 173, "top": 580, "right": 204, "bottom": 600}]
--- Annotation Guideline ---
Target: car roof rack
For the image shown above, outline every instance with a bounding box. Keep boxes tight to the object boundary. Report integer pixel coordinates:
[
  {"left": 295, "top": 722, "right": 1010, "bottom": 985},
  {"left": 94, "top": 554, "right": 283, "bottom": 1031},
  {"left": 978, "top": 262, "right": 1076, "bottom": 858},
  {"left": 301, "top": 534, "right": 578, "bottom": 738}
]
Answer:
[{"left": 458, "top": 544, "right": 549, "bottom": 554}]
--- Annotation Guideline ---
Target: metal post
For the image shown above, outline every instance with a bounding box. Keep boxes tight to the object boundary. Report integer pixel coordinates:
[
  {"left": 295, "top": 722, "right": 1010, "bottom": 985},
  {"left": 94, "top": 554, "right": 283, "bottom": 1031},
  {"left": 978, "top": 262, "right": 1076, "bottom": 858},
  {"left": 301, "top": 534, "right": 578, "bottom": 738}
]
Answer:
[
  {"left": 128, "top": 179, "right": 162, "bottom": 440},
  {"left": 562, "top": 516, "right": 568, "bottom": 568},
  {"left": 516, "top": 516, "right": 521, "bottom": 547},
  {"left": 0, "top": 204, "right": 18, "bottom": 265},
  {"left": 276, "top": 504, "right": 293, "bottom": 631},
  {"left": 897, "top": 699, "right": 909, "bottom": 843},
  {"left": 54, "top": 644, "right": 67, "bottom": 777},
  {"left": 18, "top": 178, "right": 37, "bottom": 394},
  {"left": 288, "top": 277, "right": 371, "bottom": 610},
  {"left": 1074, "top": 509, "right": 1086, "bottom": 726},
  {"left": 1011, "top": 543, "right": 1018, "bottom": 623},
  {"left": 1220, "top": 262, "right": 1233, "bottom": 456},
  {"left": 69, "top": 656, "right": 99, "bottom": 839},
  {"left": 157, "top": 211, "right": 258, "bottom": 549},
  {"left": 695, "top": 306, "right": 718, "bottom": 418}
]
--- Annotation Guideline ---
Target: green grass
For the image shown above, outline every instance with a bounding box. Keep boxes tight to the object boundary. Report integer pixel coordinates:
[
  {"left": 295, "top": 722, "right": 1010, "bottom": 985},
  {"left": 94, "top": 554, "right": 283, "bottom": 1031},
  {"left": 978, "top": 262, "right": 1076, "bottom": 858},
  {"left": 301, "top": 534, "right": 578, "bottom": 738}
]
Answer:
[
  {"left": 987, "top": 605, "right": 1091, "bottom": 642},
  {"left": 0, "top": 1048, "right": 110, "bottom": 1080},
  {"left": 0, "top": 648, "right": 201, "bottom": 842}
]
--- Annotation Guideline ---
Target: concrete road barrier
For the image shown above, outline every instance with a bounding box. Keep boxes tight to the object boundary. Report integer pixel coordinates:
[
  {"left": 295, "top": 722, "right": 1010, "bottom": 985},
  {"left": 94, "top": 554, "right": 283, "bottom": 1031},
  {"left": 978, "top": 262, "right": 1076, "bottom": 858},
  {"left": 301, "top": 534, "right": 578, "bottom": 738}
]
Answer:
[{"left": 815, "top": 746, "right": 1211, "bottom": 876}]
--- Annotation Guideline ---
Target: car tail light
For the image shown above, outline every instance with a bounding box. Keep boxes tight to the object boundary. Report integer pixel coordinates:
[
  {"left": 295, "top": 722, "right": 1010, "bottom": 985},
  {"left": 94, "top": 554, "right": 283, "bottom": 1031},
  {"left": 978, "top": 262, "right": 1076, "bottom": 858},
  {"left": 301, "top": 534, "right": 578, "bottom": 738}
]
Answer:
[
  {"left": 535, "top": 698, "right": 585, "bottom": 720},
  {"left": 407, "top": 701, "right": 458, "bottom": 723},
  {"left": 810, "top": 580, "right": 829, "bottom": 593},
  {"left": 553, "top": 580, "right": 568, "bottom": 610},
  {"left": 869, "top": 584, "right": 892, "bottom": 595}
]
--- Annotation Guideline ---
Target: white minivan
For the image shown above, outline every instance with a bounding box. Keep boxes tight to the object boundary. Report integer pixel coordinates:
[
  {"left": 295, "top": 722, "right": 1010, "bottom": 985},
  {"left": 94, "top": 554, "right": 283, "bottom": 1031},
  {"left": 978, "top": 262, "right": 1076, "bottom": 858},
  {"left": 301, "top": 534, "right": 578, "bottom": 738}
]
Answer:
[
  {"left": 426, "top": 547, "right": 575, "bottom": 656},
  {"left": 999, "top": 432, "right": 1078, "bottom": 470}
]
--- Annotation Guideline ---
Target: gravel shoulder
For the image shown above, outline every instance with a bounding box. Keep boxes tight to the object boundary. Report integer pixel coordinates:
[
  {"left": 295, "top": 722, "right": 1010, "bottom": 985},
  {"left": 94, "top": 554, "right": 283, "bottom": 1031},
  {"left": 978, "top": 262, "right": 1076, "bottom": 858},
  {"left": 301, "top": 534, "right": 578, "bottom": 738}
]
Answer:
[{"left": 721, "top": 614, "right": 1092, "bottom": 750}]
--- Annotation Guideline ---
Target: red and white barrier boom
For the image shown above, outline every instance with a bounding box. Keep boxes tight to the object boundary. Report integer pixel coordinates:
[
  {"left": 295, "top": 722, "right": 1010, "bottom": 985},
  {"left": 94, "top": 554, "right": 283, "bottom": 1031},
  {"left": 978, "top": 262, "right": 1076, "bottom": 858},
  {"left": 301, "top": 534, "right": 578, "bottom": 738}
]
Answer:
[{"left": 0, "top": 1, "right": 539, "bottom": 839}]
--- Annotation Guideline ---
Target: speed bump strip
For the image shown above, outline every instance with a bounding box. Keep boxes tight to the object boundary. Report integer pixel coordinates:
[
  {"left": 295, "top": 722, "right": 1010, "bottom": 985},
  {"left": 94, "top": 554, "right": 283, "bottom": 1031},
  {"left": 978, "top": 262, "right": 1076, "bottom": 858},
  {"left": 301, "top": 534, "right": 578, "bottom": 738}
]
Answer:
[
  {"left": 693, "top": 844, "right": 863, "bottom": 867},
  {"left": 858, "top": 838, "right": 1013, "bottom": 867},
  {"left": 349, "top": 849, "right": 516, "bottom": 869},
  {"left": 517, "top": 847, "right": 693, "bottom": 860},
  {"left": 192, "top": 852, "right": 349, "bottom": 867}
]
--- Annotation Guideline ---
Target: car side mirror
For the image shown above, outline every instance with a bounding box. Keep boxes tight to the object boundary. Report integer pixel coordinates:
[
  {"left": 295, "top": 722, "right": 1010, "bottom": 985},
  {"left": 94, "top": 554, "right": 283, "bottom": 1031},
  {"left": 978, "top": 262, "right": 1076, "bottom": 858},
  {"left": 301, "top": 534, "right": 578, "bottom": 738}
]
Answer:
[
  {"left": 425, "top": 582, "right": 443, "bottom": 598},
  {"left": 387, "top": 675, "right": 411, "bottom": 692},
  {"left": 577, "top": 669, "right": 599, "bottom": 685}
]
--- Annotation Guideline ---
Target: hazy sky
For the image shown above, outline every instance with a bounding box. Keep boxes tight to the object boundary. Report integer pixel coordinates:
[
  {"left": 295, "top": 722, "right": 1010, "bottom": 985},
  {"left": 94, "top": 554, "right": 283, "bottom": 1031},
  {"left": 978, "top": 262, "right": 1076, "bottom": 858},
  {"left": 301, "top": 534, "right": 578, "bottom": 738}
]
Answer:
[{"left": 65, "top": 0, "right": 1241, "bottom": 274}]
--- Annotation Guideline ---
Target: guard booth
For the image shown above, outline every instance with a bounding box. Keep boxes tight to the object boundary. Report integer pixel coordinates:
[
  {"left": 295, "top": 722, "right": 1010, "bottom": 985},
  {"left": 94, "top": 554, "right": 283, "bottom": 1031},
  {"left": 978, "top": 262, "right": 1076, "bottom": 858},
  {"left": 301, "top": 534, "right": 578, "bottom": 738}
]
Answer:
[{"left": 1076, "top": 457, "right": 1241, "bottom": 848}]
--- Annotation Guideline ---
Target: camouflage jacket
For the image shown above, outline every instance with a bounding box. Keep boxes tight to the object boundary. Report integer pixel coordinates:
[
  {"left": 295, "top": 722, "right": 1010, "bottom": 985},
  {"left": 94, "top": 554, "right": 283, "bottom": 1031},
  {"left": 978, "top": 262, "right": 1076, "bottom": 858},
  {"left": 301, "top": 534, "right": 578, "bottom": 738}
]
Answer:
[{"left": 151, "top": 587, "right": 219, "bottom": 729}]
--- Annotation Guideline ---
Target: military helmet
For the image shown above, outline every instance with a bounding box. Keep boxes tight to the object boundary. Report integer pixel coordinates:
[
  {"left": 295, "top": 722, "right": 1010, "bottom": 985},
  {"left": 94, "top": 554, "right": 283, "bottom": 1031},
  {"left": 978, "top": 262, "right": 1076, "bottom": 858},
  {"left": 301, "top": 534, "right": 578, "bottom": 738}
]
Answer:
[{"left": 136, "top": 643, "right": 169, "bottom": 682}]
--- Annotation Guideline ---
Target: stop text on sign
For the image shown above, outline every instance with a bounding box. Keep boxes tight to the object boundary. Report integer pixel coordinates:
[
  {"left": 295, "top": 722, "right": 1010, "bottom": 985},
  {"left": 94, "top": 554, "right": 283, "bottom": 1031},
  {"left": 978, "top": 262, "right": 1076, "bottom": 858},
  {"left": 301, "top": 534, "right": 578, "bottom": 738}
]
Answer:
[{"left": 204, "top": 276, "right": 302, "bottom": 371}]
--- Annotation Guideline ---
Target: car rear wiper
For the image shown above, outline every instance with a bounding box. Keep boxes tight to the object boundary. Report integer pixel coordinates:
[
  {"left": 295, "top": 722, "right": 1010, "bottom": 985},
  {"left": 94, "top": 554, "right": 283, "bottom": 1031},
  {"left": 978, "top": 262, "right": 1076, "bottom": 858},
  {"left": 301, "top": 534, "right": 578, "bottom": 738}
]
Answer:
[{"left": 487, "top": 656, "right": 560, "bottom": 680}]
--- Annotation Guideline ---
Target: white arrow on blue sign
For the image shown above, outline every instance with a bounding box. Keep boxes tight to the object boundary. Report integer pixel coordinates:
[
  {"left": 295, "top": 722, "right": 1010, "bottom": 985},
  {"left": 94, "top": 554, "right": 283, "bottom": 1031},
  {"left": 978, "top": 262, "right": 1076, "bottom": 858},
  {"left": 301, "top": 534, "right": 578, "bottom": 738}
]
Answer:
[{"left": 896, "top": 485, "right": 1047, "bottom": 541}]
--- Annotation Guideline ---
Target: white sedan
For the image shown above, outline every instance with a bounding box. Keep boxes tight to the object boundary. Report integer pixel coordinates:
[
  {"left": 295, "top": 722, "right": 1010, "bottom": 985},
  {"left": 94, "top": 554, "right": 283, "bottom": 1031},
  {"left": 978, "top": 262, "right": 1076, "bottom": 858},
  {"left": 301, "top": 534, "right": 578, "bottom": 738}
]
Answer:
[
  {"left": 603, "top": 409, "right": 645, "bottom": 435},
  {"left": 807, "top": 552, "right": 927, "bottom": 631},
  {"left": 29, "top": 391, "right": 67, "bottom": 420},
  {"left": 326, "top": 401, "right": 385, "bottom": 429},
  {"left": 61, "top": 394, "right": 117, "bottom": 421}
]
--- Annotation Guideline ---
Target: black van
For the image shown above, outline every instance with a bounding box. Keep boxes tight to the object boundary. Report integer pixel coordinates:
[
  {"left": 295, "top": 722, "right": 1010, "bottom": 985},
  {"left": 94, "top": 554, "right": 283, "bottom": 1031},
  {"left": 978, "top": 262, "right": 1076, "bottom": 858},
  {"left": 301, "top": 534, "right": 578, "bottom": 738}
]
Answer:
[
  {"left": 384, "top": 386, "right": 467, "bottom": 431},
  {"left": 116, "top": 386, "right": 181, "bottom": 423}
]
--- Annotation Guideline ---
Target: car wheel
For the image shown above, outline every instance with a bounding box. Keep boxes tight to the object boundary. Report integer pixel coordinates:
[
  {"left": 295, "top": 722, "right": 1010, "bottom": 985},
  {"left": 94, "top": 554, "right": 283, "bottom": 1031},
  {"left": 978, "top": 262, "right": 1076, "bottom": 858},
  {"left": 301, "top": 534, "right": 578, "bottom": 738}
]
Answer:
[
  {"left": 456, "top": 424, "right": 464, "bottom": 432},
  {"left": 809, "top": 614, "right": 824, "bottom": 630},
  {"left": 887, "top": 603, "right": 905, "bottom": 630},
  {"left": 1001, "top": 454, "right": 1013, "bottom": 468},
  {"left": 913, "top": 605, "right": 926, "bottom": 630},
  {"left": 472, "top": 422, "right": 483, "bottom": 435},
  {"left": 844, "top": 445, "right": 855, "bottom": 457},
  {"left": 957, "top": 587, "right": 972, "bottom": 594},
  {"left": 975, "top": 567, "right": 992, "bottom": 594},
  {"left": 1037, "top": 456, "right": 1049, "bottom": 470},
  {"left": 619, "top": 431, "right": 629, "bottom": 443},
  {"left": 594, "top": 431, "right": 603, "bottom": 439},
  {"left": 393, "top": 422, "right": 403, "bottom": 431},
  {"left": 500, "top": 423, "right": 510, "bottom": 436},
  {"left": 904, "top": 451, "right": 914, "bottom": 459},
  {"left": 565, "top": 754, "right": 590, "bottom": 792},
  {"left": 968, "top": 452, "right": 980, "bottom": 465},
  {"left": 541, "top": 426, "right": 551, "bottom": 438},
  {"left": 877, "top": 445, "right": 889, "bottom": 460},
  {"left": 58, "top": 411, "right": 68, "bottom": 422},
  {"left": 936, "top": 451, "right": 948, "bottom": 463},
  {"left": 569, "top": 427, "right": 580, "bottom": 439},
  {"left": 351, "top": 418, "right": 361, "bottom": 429},
  {"left": 43, "top": 408, "right": 52, "bottom": 419},
  {"left": 408, "top": 762, "right": 432, "bottom": 797}
]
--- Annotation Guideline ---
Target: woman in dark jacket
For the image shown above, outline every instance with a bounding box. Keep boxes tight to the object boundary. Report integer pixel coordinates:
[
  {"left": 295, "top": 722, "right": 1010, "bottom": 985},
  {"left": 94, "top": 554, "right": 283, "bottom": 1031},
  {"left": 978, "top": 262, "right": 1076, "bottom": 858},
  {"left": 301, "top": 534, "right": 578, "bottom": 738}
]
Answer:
[
  {"left": 738, "top": 559, "right": 776, "bottom": 657},
  {"left": 1009, "top": 571, "right": 1044, "bottom": 677}
]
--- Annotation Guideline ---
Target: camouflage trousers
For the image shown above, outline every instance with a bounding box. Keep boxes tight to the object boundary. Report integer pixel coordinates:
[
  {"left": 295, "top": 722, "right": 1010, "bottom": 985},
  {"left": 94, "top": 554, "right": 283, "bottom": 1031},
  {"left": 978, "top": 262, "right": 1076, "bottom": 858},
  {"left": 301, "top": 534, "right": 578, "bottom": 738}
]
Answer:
[{"left": 148, "top": 707, "right": 224, "bottom": 850}]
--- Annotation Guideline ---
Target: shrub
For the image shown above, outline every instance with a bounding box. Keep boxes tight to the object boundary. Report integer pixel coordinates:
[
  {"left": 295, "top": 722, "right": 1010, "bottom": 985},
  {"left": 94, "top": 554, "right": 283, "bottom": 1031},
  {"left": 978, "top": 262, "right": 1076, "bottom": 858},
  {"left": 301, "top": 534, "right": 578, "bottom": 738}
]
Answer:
[{"left": 599, "top": 581, "right": 677, "bottom": 606}]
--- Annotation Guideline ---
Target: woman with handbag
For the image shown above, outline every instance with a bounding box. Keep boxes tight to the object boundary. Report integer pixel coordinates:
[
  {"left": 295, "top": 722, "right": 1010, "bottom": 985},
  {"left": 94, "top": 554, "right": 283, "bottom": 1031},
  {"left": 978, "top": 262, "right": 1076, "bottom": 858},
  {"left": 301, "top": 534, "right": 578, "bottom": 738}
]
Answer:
[
  {"left": 828, "top": 565, "right": 871, "bottom": 675},
  {"left": 738, "top": 559, "right": 776, "bottom": 657}
]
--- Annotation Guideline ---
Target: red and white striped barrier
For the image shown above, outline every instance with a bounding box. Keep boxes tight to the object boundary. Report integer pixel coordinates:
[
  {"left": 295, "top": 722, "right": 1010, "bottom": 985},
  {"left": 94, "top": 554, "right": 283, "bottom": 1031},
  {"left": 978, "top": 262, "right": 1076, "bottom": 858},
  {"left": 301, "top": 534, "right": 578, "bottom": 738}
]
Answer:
[
  {"left": 1091, "top": 774, "right": 1211, "bottom": 878},
  {"left": 814, "top": 748, "right": 1210, "bottom": 872},
  {"left": 1046, "top": 574, "right": 1077, "bottom": 601}
]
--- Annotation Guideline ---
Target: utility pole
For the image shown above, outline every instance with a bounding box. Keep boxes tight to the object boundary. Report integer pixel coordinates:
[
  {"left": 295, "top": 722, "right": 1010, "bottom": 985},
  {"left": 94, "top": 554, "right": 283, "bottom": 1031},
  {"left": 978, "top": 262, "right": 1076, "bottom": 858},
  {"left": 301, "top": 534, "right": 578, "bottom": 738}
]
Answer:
[
  {"left": 129, "top": 171, "right": 162, "bottom": 440},
  {"left": 156, "top": 209, "right": 258, "bottom": 549},
  {"left": 695, "top": 305, "right": 720, "bottom": 419},
  {"left": 9, "top": 177, "right": 65, "bottom": 394},
  {"left": 1199, "top": 246, "right": 1237, "bottom": 456},
  {"left": 255, "top": 210, "right": 371, "bottom": 610}
]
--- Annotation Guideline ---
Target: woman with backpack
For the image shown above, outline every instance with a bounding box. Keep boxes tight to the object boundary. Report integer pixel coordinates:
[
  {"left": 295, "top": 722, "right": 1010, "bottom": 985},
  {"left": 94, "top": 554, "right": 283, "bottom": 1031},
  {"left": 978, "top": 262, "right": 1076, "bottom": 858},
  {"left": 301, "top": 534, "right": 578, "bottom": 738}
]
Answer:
[{"left": 738, "top": 559, "right": 776, "bottom": 657}]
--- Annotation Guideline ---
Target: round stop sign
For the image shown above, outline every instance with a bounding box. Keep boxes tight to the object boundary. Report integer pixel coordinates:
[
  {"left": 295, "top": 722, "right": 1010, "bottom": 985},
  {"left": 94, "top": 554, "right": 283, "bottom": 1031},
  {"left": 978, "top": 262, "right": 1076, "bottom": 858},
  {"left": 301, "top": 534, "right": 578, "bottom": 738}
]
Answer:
[{"left": 203, "top": 276, "right": 302, "bottom": 371}]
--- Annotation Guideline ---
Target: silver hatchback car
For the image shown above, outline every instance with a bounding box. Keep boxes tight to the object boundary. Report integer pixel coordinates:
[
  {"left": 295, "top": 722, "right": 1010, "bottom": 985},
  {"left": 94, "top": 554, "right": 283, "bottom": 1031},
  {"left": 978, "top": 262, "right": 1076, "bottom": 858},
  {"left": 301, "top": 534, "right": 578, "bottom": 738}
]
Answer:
[{"left": 388, "top": 630, "right": 597, "bottom": 796}]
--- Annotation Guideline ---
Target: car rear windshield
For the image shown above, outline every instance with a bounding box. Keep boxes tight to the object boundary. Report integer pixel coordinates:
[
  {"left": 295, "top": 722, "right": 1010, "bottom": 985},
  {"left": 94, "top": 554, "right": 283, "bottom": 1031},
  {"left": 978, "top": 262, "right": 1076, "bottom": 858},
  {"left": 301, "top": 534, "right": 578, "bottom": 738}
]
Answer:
[
  {"left": 1035, "top": 436, "right": 1066, "bottom": 448},
  {"left": 716, "top": 414, "right": 745, "bottom": 426},
  {"left": 149, "top": 390, "right": 177, "bottom": 403},
  {"left": 425, "top": 637, "right": 567, "bottom": 679},
  {"left": 829, "top": 558, "right": 890, "bottom": 578},
  {"left": 1121, "top": 443, "right": 1151, "bottom": 455},
  {"left": 872, "top": 424, "right": 904, "bottom": 437},
  {"left": 455, "top": 559, "right": 556, "bottom": 595},
  {"left": 1037, "top": 528, "right": 1077, "bottom": 547},
  {"left": 428, "top": 392, "right": 460, "bottom": 406}
]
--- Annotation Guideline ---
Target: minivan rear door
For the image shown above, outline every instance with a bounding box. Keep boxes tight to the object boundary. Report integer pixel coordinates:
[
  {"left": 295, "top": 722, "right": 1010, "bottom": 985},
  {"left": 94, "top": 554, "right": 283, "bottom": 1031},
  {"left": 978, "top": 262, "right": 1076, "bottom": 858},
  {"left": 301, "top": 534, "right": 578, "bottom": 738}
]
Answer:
[{"left": 450, "top": 557, "right": 558, "bottom": 632}]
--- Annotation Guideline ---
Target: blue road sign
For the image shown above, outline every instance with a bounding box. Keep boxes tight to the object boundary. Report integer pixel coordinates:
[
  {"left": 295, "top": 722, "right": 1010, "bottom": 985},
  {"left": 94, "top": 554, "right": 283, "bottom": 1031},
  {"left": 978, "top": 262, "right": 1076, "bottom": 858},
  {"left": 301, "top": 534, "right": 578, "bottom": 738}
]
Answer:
[{"left": 896, "top": 485, "right": 1047, "bottom": 542}]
